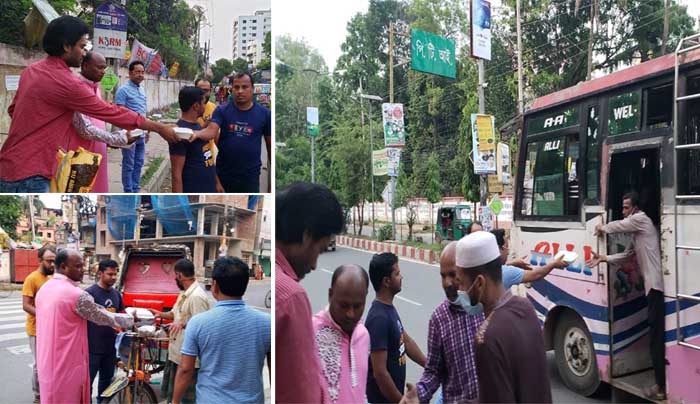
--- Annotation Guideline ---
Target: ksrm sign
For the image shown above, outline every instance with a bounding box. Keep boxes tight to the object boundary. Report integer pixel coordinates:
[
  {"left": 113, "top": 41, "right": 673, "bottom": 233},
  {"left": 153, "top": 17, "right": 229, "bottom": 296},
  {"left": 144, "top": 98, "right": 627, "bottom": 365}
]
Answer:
[{"left": 93, "top": 2, "right": 128, "bottom": 59}]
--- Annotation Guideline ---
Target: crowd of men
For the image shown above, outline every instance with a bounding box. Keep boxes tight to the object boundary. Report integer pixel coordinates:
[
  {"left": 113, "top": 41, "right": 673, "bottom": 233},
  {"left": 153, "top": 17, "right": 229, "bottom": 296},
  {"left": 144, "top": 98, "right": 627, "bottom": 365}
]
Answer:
[
  {"left": 276, "top": 183, "right": 665, "bottom": 403},
  {"left": 0, "top": 15, "right": 271, "bottom": 193},
  {"left": 22, "top": 247, "right": 271, "bottom": 404}
]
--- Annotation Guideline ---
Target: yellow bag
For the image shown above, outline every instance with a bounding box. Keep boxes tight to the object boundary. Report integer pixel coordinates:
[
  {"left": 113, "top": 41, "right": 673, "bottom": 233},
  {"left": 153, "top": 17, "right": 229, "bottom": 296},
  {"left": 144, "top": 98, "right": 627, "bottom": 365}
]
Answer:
[{"left": 49, "top": 147, "right": 102, "bottom": 193}]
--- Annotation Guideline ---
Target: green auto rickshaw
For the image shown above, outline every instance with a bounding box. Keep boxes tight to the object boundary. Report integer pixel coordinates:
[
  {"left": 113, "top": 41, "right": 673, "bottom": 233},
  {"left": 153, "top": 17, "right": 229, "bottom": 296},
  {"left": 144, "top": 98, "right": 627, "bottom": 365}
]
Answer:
[{"left": 435, "top": 205, "right": 473, "bottom": 243}]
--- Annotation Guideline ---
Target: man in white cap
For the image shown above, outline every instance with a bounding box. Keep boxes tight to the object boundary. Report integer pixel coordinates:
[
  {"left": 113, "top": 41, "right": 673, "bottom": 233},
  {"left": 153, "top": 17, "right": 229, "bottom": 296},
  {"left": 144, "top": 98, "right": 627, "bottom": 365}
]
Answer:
[{"left": 453, "top": 231, "right": 554, "bottom": 403}]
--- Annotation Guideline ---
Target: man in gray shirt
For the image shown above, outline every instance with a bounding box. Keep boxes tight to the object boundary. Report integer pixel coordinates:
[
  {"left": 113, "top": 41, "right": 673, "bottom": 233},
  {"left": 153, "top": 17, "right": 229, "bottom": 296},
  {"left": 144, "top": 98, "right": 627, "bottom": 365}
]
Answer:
[{"left": 587, "top": 191, "right": 665, "bottom": 400}]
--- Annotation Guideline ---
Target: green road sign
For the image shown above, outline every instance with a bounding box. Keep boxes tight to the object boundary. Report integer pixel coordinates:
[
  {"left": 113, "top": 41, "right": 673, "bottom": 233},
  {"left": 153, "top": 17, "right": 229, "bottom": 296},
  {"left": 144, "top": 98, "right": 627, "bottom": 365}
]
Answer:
[
  {"left": 411, "top": 29, "right": 456, "bottom": 79},
  {"left": 489, "top": 194, "right": 503, "bottom": 216}
]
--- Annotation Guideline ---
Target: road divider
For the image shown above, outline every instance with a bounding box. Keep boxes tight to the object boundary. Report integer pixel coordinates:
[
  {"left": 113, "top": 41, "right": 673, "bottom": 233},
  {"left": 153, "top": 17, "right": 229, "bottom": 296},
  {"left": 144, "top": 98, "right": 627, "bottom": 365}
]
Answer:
[{"left": 336, "top": 235, "right": 439, "bottom": 265}]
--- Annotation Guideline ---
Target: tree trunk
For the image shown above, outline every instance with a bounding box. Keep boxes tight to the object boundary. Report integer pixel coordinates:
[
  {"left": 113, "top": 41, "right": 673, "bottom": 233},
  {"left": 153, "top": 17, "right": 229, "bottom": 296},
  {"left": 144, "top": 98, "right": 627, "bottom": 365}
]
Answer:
[{"left": 358, "top": 202, "right": 365, "bottom": 236}]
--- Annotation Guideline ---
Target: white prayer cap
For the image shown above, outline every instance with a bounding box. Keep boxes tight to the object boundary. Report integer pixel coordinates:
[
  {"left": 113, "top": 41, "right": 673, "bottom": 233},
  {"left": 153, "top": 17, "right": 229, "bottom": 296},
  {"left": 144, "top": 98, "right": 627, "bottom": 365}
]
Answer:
[{"left": 456, "top": 231, "right": 500, "bottom": 268}]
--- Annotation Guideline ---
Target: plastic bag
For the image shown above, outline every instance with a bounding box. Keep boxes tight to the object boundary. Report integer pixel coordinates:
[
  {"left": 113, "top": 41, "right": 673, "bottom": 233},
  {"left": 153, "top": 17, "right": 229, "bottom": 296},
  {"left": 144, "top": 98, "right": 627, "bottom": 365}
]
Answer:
[{"left": 49, "top": 147, "right": 102, "bottom": 193}]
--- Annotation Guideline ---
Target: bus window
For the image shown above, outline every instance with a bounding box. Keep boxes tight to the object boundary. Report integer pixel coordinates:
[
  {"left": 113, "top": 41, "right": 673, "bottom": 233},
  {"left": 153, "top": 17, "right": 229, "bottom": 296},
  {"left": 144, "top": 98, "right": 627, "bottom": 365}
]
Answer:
[
  {"left": 680, "top": 77, "right": 700, "bottom": 195},
  {"left": 586, "top": 106, "right": 599, "bottom": 202},
  {"left": 645, "top": 84, "right": 673, "bottom": 129},
  {"left": 521, "top": 135, "right": 579, "bottom": 217},
  {"left": 608, "top": 90, "right": 641, "bottom": 136}
]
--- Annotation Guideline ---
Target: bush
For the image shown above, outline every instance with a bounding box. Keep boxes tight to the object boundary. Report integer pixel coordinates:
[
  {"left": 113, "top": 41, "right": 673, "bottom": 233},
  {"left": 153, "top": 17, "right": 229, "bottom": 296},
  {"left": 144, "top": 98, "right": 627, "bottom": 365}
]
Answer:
[{"left": 377, "top": 224, "right": 393, "bottom": 242}]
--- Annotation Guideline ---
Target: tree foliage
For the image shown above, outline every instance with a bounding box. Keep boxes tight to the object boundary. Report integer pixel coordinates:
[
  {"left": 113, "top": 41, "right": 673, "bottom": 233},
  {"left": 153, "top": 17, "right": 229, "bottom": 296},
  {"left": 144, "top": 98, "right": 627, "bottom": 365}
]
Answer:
[{"left": 0, "top": 196, "right": 23, "bottom": 240}]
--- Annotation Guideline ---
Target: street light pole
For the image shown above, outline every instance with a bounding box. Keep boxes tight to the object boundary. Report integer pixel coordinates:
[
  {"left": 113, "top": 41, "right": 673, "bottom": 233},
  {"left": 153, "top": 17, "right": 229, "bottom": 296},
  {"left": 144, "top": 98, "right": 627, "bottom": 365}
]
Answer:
[{"left": 361, "top": 93, "right": 383, "bottom": 238}]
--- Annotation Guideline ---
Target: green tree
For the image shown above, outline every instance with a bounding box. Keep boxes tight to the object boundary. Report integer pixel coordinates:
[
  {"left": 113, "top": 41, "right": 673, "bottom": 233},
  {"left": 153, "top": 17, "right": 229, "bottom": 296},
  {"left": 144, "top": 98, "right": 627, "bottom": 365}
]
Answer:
[
  {"left": 257, "top": 31, "right": 272, "bottom": 70},
  {"left": 0, "top": 196, "right": 23, "bottom": 240},
  {"left": 211, "top": 58, "right": 233, "bottom": 84},
  {"left": 231, "top": 57, "right": 249, "bottom": 74}
]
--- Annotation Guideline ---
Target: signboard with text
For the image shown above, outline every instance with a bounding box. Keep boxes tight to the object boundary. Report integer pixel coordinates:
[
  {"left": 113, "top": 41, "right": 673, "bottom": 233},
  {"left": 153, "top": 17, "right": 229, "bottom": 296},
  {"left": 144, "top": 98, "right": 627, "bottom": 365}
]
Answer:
[
  {"left": 411, "top": 29, "right": 456, "bottom": 79},
  {"left": 382, "top": 103, "right": 406, "bottom": 147},
  {"left": 372, "top": 149, "right": 389, "bottom": 176},
  {"left": 471, "top": 114, "right": 497, "bottom": 174},
  {"left": 470, "top": 0, "right": 492, "bottom": 60},
  {"left": 94, "top": 2, "right": 128, "bottom": 59},
  {"left": 387, "top": 148, "right": 401, "bottom": 177}
]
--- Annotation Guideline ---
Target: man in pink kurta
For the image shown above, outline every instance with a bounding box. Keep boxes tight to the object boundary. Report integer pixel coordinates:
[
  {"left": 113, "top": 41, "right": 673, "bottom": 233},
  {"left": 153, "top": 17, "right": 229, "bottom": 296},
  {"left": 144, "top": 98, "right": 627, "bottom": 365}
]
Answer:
[
  {"left": 35, "top": 250, "right": 133, "bottom": 404},
  {"left": 275, "top": 182, "right": 344, "bottom": 403},
  {"left": 312, "top": 265, "right": 370, "bottom": 404},
  {"left": 74, "top": 51, "right": 109, "bottom": 192}
]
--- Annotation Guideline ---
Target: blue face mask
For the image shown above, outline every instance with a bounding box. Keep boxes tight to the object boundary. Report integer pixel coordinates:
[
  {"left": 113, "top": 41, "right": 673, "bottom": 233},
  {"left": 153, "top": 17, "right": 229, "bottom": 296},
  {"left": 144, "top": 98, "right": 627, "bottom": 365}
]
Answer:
[{"left": 451, "top": 281, "right": 484, "bottom": 315}]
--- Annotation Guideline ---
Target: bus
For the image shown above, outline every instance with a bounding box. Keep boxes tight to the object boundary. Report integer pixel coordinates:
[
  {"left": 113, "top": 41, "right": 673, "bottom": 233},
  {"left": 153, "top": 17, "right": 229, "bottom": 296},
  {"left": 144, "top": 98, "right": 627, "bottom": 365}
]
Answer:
[{"left": 511, "top": 34, "right": 700, "bottom": 402}]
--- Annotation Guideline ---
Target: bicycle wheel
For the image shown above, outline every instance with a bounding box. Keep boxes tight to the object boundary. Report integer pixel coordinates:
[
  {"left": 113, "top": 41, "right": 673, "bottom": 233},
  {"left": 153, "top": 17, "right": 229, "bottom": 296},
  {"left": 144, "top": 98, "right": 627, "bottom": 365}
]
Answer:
[{"left": 104, "top": 381, "right": 158, "bottom": 404}]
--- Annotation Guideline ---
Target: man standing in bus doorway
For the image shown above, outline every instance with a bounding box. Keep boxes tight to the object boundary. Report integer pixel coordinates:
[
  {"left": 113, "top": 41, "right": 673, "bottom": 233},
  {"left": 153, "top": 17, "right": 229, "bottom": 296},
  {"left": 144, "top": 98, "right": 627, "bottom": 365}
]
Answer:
[{"left": 587, "top": 191, "right": 665, "bottom": 400}]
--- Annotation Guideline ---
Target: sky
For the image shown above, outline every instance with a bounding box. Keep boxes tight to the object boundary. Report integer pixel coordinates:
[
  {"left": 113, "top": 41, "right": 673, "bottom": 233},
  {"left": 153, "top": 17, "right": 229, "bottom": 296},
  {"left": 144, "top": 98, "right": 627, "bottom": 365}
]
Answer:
[
  {"left": 186, "top": 0, "right": 271, "bottom": 63},
  {"left": 276, "top": 0, "right": 700, "bottom": 71},
  {"left": 38, "top": 195, "right": 96, "bottom": 210}
]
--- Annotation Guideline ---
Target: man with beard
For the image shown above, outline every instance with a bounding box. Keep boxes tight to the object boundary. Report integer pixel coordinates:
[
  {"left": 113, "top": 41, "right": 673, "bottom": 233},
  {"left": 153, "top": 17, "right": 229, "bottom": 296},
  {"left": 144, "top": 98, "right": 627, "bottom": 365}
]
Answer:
[
  {"left": 454, "top": 232, "right": 553, "bottom": 403},
  {"left": 35, "top": 249, "right": 134, "bottom": 404},
  {"left": 149, "top": 258, "right": 211, "bottom": 404},
  {"left": 86, "top": 260, "right": 124, "bottom": 403},
  {"left": 22, "top": 246, "right": 56, "bottom": 403},
  {"left": 276, "top": 182, "right": 344, "bottom": 402},
  {"left": 366, "top": 253, "right": 426, "bottom": 404},
  {"left": 0, "top": 16, "right": 178, "bottom": 193},
  {"left": 312, "top": 264, "right": 371, "bottom": 403}
]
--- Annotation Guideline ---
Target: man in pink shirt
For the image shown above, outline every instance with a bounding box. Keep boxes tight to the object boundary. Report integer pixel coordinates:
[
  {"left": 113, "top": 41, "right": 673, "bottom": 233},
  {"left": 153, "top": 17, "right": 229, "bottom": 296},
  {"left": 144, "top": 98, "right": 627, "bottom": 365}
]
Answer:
[
  {"left": 0, "top": 16, "right": 178, "bottom": 193},
  {"left": 313, "top": 264, "right": 370, "bottom": 404},
  {"left": 276, "top": 182, "right": 344, "bottom": 403},
  {"left": 35, "top": 249, "right": 134, "bottom": 404}
]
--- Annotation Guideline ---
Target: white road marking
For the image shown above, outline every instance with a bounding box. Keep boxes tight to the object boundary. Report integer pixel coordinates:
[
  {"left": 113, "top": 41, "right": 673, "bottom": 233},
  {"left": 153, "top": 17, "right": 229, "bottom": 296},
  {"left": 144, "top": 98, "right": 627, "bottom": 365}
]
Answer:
[
  {"left": 0, "top": 332, "right": 28, "bottom": 343},
  {"left": 6, "top": 344, "right": 30, "bottom": 355},
  {"left": 0, "top": 310, "right": 24, "bottom": 316},
  {"left": 395, "top": 295, "right": 423, "bottom": 306},
  {"left": 0, "top": 322, "right": 24, "bottom": 330},
  {"left": 0, "top": 300, "right": 22, "bottom": 307},
  {"left": 319, "top": 268, "right": 333, "bottom": 274},
  {"left": 0, "top": 316, "right": 26, "bottom": 323}
]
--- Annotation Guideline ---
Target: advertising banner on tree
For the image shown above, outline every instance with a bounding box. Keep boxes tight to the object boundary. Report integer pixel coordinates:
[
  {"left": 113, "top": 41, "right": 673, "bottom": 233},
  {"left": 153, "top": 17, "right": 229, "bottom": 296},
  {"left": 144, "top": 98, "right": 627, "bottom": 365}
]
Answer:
[
  {"left": 94, "top": 2, "right": 128, "bottom": 59},
  {"left": 410, "top": 29, "right": 456, "bottom": 79},
  {"left": 306, "top": 107, "right": 319, "bottom": 137},
  {"left": 471, "top": 114, "right": 497, "bottom": 174},
  {"left": 372, "top": 149, "right": 389, "bottom": 176},
  {"left": 497, "top": 142, "right": 511, "bottom": 184},
  {"left": 382, "top": 103, "right": 406, "bottom": 147},
  {"left": 128, "top": 39, "right": 155, "bottom": 67},
  {"left": 470, "top": 0, "right": 492, "bottom": 60}
]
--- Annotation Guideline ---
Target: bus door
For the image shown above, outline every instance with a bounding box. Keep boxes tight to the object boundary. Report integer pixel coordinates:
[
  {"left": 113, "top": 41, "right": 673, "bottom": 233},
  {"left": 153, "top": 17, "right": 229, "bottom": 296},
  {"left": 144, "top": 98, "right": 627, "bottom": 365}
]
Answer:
[{"left": 606, "top": 146, "right": 660, "bottom": 378}]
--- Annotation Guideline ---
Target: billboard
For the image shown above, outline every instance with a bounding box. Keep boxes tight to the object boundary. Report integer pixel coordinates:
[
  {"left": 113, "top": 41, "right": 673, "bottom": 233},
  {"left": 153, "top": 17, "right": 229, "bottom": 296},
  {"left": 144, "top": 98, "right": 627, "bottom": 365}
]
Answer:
[
  {"left": 372, "top": 149, "right": 389, "bottom": 176},
  {"left": 471, "top": 114, "right": 497, "bottom": 174},
  {"left": 307, "top": 107, "right": 319, "bottom": 137},
  {"left": 93, "top": 3, "right": 128, "bottom": 59},
  {"left": 382, "top": 103, "right": 406, "bottom": 147},
  {"left": 470, "top": 0, "right": 492, "bottom": 60}
]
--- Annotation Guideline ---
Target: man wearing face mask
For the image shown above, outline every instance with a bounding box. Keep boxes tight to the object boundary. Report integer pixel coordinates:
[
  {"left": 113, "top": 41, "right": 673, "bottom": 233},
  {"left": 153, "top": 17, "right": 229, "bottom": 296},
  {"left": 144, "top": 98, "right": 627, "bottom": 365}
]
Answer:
[
  {"left": 149, "top": 259, "right": 212, "bottom": 404},
  {"left": 22, "top": 246, "right": 56, "bottom": 403},
  {"left": 366, "top": 253, "right": 426, "bottom": 404},
  {"left": 452, "top": 232, "right": 553, "bottom": 403},
  {"left": 312, "top": 264, "right": 371, "bottom": 404},
  {"left": 401, "top": 242, "right": 483, "bottom": 404},
  {"left": 276, "top": 182, "right": 344, "bottom": 403}
]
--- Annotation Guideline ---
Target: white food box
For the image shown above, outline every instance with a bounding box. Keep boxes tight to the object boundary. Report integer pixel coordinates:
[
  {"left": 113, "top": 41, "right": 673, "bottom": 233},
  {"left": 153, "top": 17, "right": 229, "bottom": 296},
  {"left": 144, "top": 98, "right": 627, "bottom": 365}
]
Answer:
[
  {"left": 174, "top": 127, "right": 194, "bottom": 139},
  {"left": 555, "top": 250, "right": 578, "bottom": 265}
]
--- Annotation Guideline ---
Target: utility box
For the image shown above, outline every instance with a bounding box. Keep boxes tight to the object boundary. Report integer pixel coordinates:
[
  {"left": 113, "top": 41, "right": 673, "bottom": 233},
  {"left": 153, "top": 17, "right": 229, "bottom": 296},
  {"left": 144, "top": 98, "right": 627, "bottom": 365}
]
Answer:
[{"left": 10, "top": 249, "right": 40, "bottom": 283}]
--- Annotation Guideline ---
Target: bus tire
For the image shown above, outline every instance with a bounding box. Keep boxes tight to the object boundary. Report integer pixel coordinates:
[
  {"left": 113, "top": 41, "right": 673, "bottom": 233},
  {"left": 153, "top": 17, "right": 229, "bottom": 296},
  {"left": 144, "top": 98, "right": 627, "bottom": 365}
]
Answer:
[{"left": 554, "top": 313, "right": 601, "bottom": 396}]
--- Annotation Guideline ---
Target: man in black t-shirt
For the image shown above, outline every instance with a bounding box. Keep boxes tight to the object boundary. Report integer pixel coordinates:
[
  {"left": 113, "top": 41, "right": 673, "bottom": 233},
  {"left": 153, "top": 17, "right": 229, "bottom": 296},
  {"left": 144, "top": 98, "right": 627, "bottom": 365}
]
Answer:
[
  {"left": 86, "top": 260, "right": 124, "bottom": 403},
  {"left": 365, "top": 253, "right": 426, "bottom": 403},
  {"left": 170, "top": 86, "right": 217, "bottom": 193}
]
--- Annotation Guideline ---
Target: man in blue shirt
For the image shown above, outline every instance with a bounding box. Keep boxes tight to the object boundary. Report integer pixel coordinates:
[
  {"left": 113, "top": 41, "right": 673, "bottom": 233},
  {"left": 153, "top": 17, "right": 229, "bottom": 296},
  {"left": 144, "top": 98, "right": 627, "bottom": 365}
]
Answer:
[
  {"left": 116, "top": 61, "right": 148, "bottom": 193},
  {"left": 173, "top": 257, "right": 271, "bottom": 404},
  {"left": 490, "top": 229, "right": 567, "bottom": 289},
  {"left": 85, "top": 259, "right": 124, "bottom": 403},
  {"left": 190, "top": 72, "right": 271, "bottom": 193}
]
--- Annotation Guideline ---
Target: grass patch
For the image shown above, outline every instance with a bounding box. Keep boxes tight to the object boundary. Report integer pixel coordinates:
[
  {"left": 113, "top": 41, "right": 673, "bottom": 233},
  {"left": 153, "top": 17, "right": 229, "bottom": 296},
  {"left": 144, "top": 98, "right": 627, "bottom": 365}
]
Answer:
[
  {"left": 342, "top": 233, "right": 444, "bottom": 253},
  {"left": 141, "top": 156, "right": 165, "bottom": 185}
]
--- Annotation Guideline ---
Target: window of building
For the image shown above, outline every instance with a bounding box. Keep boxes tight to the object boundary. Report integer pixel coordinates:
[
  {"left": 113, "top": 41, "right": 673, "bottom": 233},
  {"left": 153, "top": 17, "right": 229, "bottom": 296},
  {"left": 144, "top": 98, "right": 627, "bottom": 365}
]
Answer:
[
  {"left": 100, "top": 231, "right": 106, "bottom": 247},
  {"left": 252, "top": 33, "right": 256, "bottom": 37},
  {"left": 521, "top": 134, "right": 580, "bottom": 217},
  {"left": 242, "top": 19, "right": 247, "bottom": 23},
  {"left": 252, "top": 19, "right": 257, "bottom": 23},
  {"left": 242, "top": 33, "right": 246, "bottom": 37},
  {"left": 645, "top": 84, "right": 673, "bottom": 129}
]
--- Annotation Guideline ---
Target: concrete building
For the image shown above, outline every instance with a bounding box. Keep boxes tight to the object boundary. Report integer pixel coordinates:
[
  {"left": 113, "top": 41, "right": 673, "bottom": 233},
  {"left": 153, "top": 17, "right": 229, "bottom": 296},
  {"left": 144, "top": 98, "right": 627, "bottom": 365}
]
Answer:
[
  {"left": 232, "top": 9, "right": 271, "bottom": 64},
  {"left": 95, "top": 195, "right": 263, "bottom": 282}
]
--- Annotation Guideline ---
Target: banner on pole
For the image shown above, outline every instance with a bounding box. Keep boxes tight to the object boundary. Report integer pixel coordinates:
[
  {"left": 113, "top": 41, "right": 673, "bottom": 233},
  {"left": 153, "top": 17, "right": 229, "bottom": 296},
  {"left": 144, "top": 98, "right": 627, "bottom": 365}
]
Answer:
[
  {"left": 497, "top": 142, "right": 511, "bottom": 184},
  {"left": 387, "top": 148, "right": 401, "bottom": 177},
  {"left": 372, "top": 149, "right": 389, "bottom": 176},
  {"left": 306, "top": 107, "right": 319, "bottom": 137},
  {"left": 382, "top": 103, "right": 406, "bottom": 147},
  {"left": 470, "top": 0, "right": 492, "bottom": 60},
  {"left": 94, "top": 2, "right": 128, "bottom": 59},
  {"left": 411, "top": 29, "right": 456, "bottom": 79},
  {"left": 471, "top": 114, "right": 497, "bottom": 174}
]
